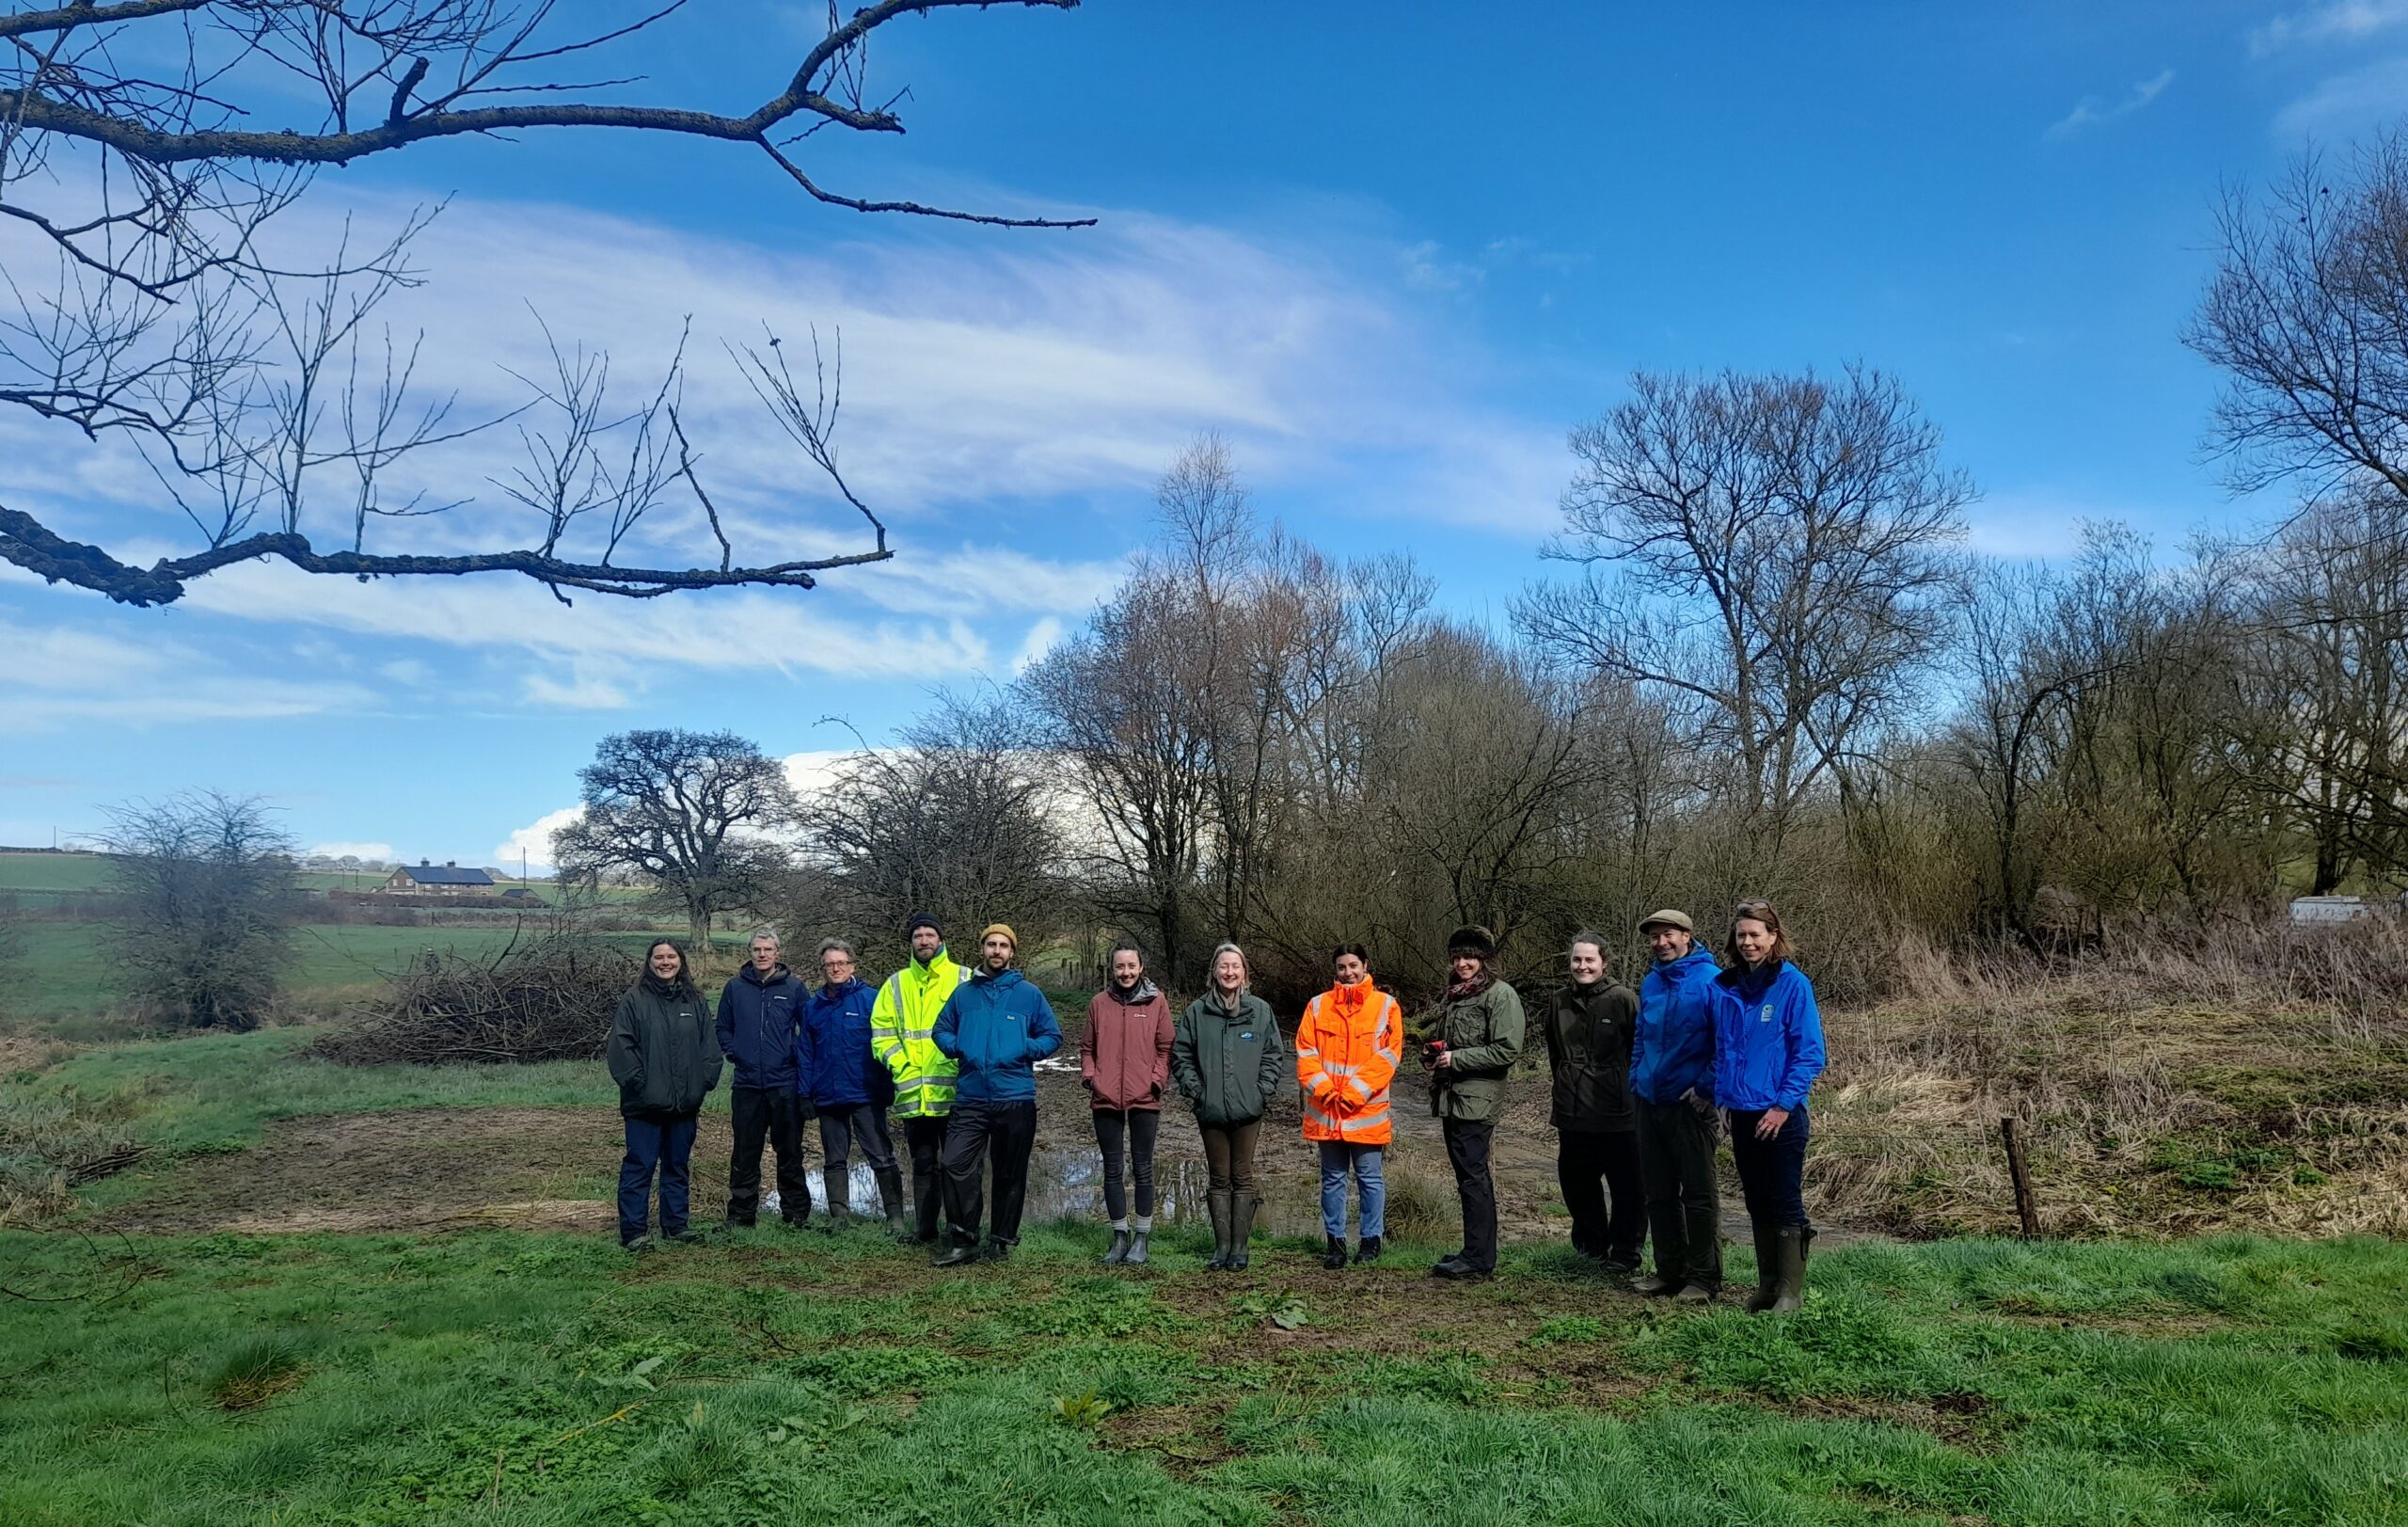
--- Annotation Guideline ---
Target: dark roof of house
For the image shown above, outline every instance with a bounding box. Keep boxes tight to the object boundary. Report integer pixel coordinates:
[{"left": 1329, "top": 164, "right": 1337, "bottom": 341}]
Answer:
[{"left": 395, "top": 864, "right": 494, "bottom": 886}]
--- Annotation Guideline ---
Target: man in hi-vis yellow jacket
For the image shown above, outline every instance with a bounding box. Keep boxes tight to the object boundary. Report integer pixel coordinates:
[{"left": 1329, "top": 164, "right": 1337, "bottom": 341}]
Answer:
[{"left": 870, "top": 913, "right": 967, "bottom": 1244}]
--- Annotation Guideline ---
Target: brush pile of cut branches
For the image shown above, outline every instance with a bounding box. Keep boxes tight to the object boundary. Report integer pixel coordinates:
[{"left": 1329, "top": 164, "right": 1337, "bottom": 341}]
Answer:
[{"left": 313, "top": 934, "right": 637, "bottom": 1065}]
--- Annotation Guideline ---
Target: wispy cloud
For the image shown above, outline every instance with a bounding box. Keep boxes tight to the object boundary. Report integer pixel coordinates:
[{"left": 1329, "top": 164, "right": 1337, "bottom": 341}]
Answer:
[
  {"left": 2047, "top": 69, "right": 2176, "bottom": 140},
  {"left": 2250, "top": 0, "right": 2408, "bottom": 56},
  {"left": 307, "top": 840, "right": 396, "bottom": 862},
  {"left": 0, "top": 613, "right": 376, "bottom": 730},
  {"left": 2273, "top": 54, "right": 2408, "bottom": 137},
  {"left": 521, "top": 668, "right": 633, "bottom": 710}
]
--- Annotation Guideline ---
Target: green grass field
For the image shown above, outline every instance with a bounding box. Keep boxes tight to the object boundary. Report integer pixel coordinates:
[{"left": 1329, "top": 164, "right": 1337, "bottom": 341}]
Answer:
[{"left": 0, "top": 1225, "right": 2401, "bottom": 1525}]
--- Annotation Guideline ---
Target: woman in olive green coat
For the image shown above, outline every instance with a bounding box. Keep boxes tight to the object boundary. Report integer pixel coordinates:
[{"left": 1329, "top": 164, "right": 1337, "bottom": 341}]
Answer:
[
  {"left": 1171, "top": 942, "right": 1287, "bottom": 1271},
  {"left": 1421, "top": 925, "right": 1524, "bottom": 1280}
]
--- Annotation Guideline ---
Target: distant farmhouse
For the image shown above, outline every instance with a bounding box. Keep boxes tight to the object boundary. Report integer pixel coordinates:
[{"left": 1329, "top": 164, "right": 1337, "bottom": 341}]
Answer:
[{"left": 382, "top": 860, "right": 497, "bottom": 894}]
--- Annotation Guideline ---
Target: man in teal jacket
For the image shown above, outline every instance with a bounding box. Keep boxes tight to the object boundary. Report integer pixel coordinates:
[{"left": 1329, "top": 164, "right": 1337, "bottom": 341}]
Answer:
[{"left": 928, "top": 923, "right": 1062, "bottom": 1265}]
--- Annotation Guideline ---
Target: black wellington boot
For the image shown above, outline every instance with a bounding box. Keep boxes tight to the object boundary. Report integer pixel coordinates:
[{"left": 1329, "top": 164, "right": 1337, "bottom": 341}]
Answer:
[
  {"left": 1770, "top": 1226, "right": 1810, "bottom": 1312},
  {"left": 1745, "top": 1221, "right": 1782, "bottom": 1313}
]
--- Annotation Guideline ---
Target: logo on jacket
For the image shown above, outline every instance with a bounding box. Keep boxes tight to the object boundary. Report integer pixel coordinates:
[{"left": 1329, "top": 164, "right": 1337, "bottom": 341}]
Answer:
[{"left": 1760, "top": 1005, "right": 1774, "bottom": 1023}]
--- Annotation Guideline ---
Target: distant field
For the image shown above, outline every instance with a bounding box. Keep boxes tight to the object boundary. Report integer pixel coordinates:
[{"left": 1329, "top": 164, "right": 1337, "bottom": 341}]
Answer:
[
  {"left": 4, "top": 921, "right": 675, "bottom": 1025},
  {"left": 0, "top": 851, "right": 569, "bottom": 903}
]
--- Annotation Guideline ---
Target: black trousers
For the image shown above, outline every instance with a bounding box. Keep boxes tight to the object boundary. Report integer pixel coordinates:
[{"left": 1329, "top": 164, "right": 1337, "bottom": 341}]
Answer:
[
  {"left": 942, "top": 1098, "right": 1038, "bottom": 1247},
  {"left": 1729, "top": 1105, "right": 1812, "bottom": 1229},
  {"left": 1635, "top": 1098, "right": 1721, "bottom": 1289},
  {"left": 727, "top": 1086, "right": 811, "bottom": 1225},
  {"left": 1093, "top": 1108, "right": 1161, "bottom": 1222},
  {"left": 1442, "top": 1117, "right": 1499, "bottom": 1273},
  {"left": 1558, "top": 1128, "right": 1646, "bottom": 1263},
  {"left": 903, "top": 1116, "right": 948, "bottom": 1241}
]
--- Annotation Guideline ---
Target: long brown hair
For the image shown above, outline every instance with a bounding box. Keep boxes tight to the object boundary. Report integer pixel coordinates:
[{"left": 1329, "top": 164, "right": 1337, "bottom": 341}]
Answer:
[{"left": 1726, "top": 899, "right": 1796, "bottom": 967}]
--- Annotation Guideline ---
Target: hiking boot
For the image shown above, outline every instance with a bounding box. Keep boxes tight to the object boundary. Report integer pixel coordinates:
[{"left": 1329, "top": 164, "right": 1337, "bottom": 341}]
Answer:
[
  {"left": 1354, "top": 1234, "right": 1383, "bottom": 1265},
  {"left": 1745, "top": 1221, "right": 1782, "bottom": 1314},
  {"left": 1205, "top": 1190, "right": 1234, "bottom": 1271},
  {"left": 1672, "top": 1281, "right": 1715, "bottom": 1303},
  {"left": 929, "top": 1235, "right": 980, "bottom": 1269},
  {"left": 1101, "top": 1230, "right": 1133, "bottom": 1265},
  {"left": 1228, "top": 1194, "right": 1260, "bottom": 1271},
  {"left": 661, "top": 1228, "right": 707, "bottom": 1247},
  {"left": 1633, "top": 1270, "right": 1683, "bottom": 1296},
  {"left": 1431, "top": 1257, "right": 1490, "bottom": 1282},
  {"left": 621, "top": 1233, "right": 654, "bottom": 1252},
  {"left": 1322, "top": 1234, "right": 1349, "bottom": 1270},
  {"left": 1600, "top": 1254, "right": 1640, "bottom": 1277},
  {"left": 876, "top": 1168, "right": 910, "bottom": 1238},
  {"left": 1770, "top": 1226, "right": 1811, "bottom": 1313},
  {"left": 983, "top": 1238, "right": 1012, "bottom": 1264},
  {"left": 1125, "top": 1231, "right": 1151, "bottom": 1265}
]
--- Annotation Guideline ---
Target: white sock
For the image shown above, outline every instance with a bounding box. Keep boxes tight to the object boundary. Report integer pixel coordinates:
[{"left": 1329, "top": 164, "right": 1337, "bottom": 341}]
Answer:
[
  {"left": 1111, "top": 1218, "right": 1129, "bottom": 1233},
  {"left": 1133, "top": 1217, "right": 1153, "bottom": 1233}
]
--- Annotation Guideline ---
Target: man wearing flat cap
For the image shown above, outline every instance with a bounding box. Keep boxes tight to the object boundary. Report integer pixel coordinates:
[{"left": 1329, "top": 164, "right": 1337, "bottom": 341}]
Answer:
[{"left": 1630, "top": 909, "right": 1723, "bottom": 1300}]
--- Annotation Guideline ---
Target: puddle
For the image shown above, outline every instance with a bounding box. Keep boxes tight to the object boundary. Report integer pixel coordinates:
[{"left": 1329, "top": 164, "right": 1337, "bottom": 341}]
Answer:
[{"left": 760, "top": 1153, "right": 1329, "bottom": 1234}]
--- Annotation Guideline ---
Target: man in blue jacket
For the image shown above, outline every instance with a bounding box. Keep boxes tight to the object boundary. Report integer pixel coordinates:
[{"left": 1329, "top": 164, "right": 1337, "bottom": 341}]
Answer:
[
  {"left": 1627, "top": 909, "right": 1720, "bottom": 1299},
  {"left": 717, "top": 929, "right": 812, "bottom": 1228},
  {"left": 928, "top": 922, "right": 1062, "bottom": 1266}
]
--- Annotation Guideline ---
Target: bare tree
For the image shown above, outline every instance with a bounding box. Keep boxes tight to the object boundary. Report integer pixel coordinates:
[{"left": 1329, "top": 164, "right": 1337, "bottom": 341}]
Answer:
[
  {"left": 103, "top": 789, "right": 298, "bottom": 1029},
  {"left": 800, "top": 691, "right": 1068, "bottom": 953},
  {"left": 1517, "top": 366, "right": 1972, "bottom": 847},
  {"left": 0, "top": 0, "right": 1091, "bottom": 607},
  {"left": 2187, "top": 126, "right": 2408, "bottom": 503},
  {"left": 552, "top": 728, "right": 798, "bottom": 950}
]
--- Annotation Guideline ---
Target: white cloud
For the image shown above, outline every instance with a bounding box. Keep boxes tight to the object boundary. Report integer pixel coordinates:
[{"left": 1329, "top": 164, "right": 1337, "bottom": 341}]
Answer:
[
  {"left": 380, "top": 659, "right": 437, "bottom": 687},
  {"left": 2250, "top": 0, "right": 2408, "bottom": 55},
  {"left": 2273, "top": 55, "right": 2408, "bottom": 137},
  {"left": 2047, "top": 70, "right": 2176, "bottom": 140},
  {"left": 308, "top": 840, "right": 395, "bottom": 862},
  {"left": 0, "top": 613, "right": 376, "bottom": 730},
  {"left": 522, "top": 668, "right": 632, "bottom": 710},
  {"left": 1008, "top": 615, "right": 1065, "bottom": 675},
  {"left": 493, "top": 805, "right": 582, "bottom": 870}
]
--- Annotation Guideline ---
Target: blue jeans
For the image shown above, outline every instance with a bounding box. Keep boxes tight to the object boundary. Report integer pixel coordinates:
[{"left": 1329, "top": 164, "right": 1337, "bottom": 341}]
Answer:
[
  {"left": 1728, "top": 1105, "right": 1811, "bottom": 1229},
  {"left": 1317, "top": 1140, "right": 1385, "bottom": 1239},
  {"left": 620, "top": 1112, "right": 699, "bottom": 1242}
]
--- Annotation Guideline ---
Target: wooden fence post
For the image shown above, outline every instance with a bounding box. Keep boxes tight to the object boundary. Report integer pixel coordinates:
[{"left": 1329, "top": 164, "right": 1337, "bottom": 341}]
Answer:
[{"left": 2000, "top": 1116, "right": 2041, "bottom": 1239}]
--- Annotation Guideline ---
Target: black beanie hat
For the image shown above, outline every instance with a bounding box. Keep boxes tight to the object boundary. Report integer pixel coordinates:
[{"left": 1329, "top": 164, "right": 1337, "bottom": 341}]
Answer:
[
  {"left": 904, "top": 912, "right": 940, "bottom": 936},
  {"left": 1447, "top": 925, "right": 1497, "bottom": 960}
]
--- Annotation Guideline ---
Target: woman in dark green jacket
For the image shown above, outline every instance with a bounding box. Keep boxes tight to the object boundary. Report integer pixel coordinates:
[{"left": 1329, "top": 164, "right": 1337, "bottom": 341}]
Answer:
[
  {"left": 1544, "top": 931, "right": 1644, "bottom": 1271},
  {"left": 1421, "top": 925, "right": 1525, "bottom": 1280},
  {"left": 606, "top": 939, "right": 725, "bottom": 1249},
  {"left": 1171, "top": 942, "right": 1287, "bottom": 1271}
]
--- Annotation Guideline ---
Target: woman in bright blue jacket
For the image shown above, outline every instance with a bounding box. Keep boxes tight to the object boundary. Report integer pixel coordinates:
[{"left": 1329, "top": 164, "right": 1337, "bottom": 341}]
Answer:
[{"left": 1707, "top": 899, "right": 1827, "bottom": 1313}]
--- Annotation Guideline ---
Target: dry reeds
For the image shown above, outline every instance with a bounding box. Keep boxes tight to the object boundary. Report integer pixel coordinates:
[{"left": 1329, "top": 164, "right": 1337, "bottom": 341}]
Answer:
[{"left": 1809, "top": 917, "right": 2408, "bottom": 1240}]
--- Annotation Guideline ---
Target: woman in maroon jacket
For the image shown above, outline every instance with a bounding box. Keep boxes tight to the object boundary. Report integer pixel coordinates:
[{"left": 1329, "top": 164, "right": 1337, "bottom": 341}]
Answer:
[{"left": 1082, "top": 942, "right": 1177, "bottom": 1265}]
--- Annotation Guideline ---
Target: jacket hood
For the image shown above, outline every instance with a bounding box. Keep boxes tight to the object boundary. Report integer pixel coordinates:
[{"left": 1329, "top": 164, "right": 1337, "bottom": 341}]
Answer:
[
  {"left": 1108, "top": 977, "right": 1163, "bottom": 1006},
  {"left": 815, "top": 976, "right": 866, "bottom": 999},
  {"left": 970, "top": 965, "right": 1026, "bottom": 989},
  {"left": 909, "top": 947, "right": 950, "bottom": 973},
  {"left": 739, "top": 961, "right": 793, "bottom": 986}
]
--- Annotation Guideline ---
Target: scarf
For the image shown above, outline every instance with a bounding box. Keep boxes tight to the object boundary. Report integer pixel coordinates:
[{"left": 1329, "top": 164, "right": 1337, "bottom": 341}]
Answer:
[{"left": 1442, "top": 968, "right": 1494, "bottom": 1005}]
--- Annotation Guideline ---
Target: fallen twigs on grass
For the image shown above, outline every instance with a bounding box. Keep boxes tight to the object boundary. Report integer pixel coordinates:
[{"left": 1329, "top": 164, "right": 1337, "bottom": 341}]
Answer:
[{"left": 311, "top": 931, "right": 636, "bottom": 1066}]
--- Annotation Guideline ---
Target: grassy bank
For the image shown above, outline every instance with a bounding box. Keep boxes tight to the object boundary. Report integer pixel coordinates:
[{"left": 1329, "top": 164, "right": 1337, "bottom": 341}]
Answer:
[{"left": 1, "top": 1227, "right": 2402, "bottom": 1525}]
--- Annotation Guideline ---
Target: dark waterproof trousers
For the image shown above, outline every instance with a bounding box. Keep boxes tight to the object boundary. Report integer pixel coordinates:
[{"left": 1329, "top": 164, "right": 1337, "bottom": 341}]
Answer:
[
  {"left": 1729, "top": 1105, "right": 1811, "bottom": 1230},
  {"left": 942, "top": 1098, "right": 1038, "bottom": 1247},
  {"left": 1094, "top": 1108, "right": 1161, "bottom": 1222},
  {"left": 1635, "top": 1098, "right": 1721, "bottom": 1290},
  {"left": 902, "top": 1116, "right": 949, "bottom": 1241},
  {"left": 818, "top": 1103, "right": 898, "bottom": 1177},
  {"left": 728, "top": 1086, "right": 812, "bottom": 1226},
  {"left": 1558, "top": 1128, "right": 1646, "bottom": 1264},
  {"left": 619, "top": 1111, "right": 699, "bottom": 1243},
  {"left": 1442, "top": 1117, "right": 1499, "bottom": 1273},
  {"left": 1198, "top": 1118, "right": 1262, "bottom": 1194}
]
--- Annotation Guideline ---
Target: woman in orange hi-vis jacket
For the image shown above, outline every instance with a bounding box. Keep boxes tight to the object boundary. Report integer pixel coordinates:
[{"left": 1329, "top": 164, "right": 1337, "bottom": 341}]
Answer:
[{"left": 1295, "top": 943, "right": 1402, "bottom": 1269}]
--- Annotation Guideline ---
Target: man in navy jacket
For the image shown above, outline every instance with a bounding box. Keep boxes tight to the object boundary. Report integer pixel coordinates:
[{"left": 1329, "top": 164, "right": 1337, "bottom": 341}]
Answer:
[
  {"left": 928, "top": 922, "right": 1062, "bottom": 1265},
  {"left": 716, "top": 929, "right": 812, "bottom": 1228}
]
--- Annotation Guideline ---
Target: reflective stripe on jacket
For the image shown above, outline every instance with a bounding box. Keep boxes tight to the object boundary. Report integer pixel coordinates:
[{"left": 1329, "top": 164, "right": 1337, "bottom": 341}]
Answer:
[
  {"left": 870, "top": 950, "right": 968, "bottom": 1119},
  {"left": 1295, "top": 980, "right": 1401, "bottom": 1144}
]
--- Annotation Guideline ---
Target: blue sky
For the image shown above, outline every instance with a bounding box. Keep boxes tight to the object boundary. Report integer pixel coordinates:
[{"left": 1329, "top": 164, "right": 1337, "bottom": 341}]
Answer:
[{"left": 3, "top": 1, "right": 2402, "bottom": 867}]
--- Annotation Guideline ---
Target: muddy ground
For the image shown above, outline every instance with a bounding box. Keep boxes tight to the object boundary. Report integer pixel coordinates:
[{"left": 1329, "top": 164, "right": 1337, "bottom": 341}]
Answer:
[{"left": 102, "top": 1058, "right": 1827, "bottom": 1250}]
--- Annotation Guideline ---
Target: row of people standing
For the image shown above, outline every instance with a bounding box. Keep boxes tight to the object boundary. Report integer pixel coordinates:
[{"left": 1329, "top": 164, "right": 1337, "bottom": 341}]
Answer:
[{"left": 606, "top": 901, "right": 1827, "bottom": 1308}]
